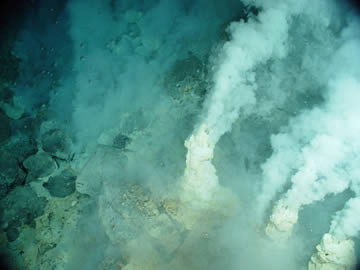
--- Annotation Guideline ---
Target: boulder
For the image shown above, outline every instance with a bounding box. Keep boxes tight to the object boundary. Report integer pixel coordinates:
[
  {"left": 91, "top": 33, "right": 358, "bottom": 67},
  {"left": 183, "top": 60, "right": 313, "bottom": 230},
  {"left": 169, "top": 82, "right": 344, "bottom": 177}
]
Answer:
[
  {"left": 3, "top": 135, "right": 37, "bottom": 162},
  {"left": 0, "top": 151, "right": 20, "bottom": 181},
  {"left": 23, "top": 152, "right": 56, "bottom": 179},
  {"left": 43, "top": 169, "right": 76, "bottom": 198},
  {"left": 41, "top": 128, "right": 70, "bottom": 160},
  {"left": 0, "top": 185, "right": 47, "bottom": 242},
  {"left": 0, "top": 151, "right": 26, "bottom": 199},
  {"left": 76, "top": 145, "right": 127, "bottom": 197}
]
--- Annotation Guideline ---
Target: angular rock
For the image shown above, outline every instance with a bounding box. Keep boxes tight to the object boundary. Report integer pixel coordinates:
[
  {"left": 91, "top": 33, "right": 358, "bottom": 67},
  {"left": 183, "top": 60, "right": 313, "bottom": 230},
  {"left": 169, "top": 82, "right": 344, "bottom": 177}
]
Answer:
[
  {"left": 3, "top": 135, "right": 37, "bottom": 162},
  {"left": 0, "top": 151, "right": 26, "bottom": 199},
  {"left": 41, "top": 128, "right": 70, "bottom": 160},
  {"left": 76, "top": 145, "right": 127, "bottom": 197},
  {"left": 0, "top": 151, "right": 20, "bottom": 180},
  {"left": 43, "top": 169, "right": 76, "bottom": 198},
  {"left": 23, "top": 152, "right": 56, "bottom": 179},
  {"left": 0, "top": 185, "right": 47, "bottom": 242}
]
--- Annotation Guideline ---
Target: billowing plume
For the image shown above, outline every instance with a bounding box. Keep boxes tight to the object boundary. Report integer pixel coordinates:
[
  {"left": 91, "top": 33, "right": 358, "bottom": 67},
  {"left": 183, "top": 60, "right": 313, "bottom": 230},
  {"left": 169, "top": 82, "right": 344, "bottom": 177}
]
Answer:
[
  {"left": 330, "top": 197, "right": 360, "bottom": 239},
  {"left": 257, "top": 16, "right": 360, "bottom": 224},
  {"left": 182, "top": 2, "right": 292, "bottom": 204}
]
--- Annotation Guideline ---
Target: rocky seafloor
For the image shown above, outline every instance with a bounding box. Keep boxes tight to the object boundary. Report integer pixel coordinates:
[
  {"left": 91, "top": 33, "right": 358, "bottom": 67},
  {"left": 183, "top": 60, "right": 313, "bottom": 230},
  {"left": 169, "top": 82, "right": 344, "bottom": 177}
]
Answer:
[
  {"left": 0, "top": 46, "right": 207, "bottom": 270},
  {"left": 2, "top": 1, "right": 360, "bottom": 270},
  {"left": 0, "top": 15, "right": 231, "bottom": 267}
]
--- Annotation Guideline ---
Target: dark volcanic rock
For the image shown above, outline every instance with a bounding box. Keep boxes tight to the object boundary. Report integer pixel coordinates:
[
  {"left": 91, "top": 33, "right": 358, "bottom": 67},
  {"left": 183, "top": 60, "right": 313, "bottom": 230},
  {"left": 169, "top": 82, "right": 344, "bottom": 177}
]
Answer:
[
  {"left": 0, "top": 185, "right": 47, "bottom": 242},
  {"left": 3, "top": 135, "right": 37, "bottom": 162},
  {"left": 0, "top": 169, "right": 26, "bottom": 199},
  {"left": 23, "top": 152, "right": 56, "bottom": 179},
  {"left": 44, "top": 169, "right": 76, "bottom": 198},
  {"left": 41, "top": 128, "right": 70, "bottom": 159},
  {"left": 0, "top": 151, "right": 26, "bottom": 199},
  {"left": 0, "top": 110, "right": 11, "bottom": 144},
  {"left": 0, "top": 151, "right": 19, "bottom": 180}
]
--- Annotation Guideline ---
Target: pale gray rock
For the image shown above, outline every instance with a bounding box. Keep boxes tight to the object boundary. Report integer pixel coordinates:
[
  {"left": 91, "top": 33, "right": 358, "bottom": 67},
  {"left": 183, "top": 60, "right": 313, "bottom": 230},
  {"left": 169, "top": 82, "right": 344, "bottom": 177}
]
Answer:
[{"left": 76, "top": 145, "right": 127, "bottom": 197}]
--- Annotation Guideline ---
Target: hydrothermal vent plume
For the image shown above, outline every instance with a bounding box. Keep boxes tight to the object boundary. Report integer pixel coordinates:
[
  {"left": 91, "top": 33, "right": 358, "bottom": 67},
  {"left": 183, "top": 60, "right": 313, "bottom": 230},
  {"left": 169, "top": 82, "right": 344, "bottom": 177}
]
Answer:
[
  {"left": 265, "top": 77, "right": 360, "bottom": 240},
  {"left": 252, "top": 3, "right": 360, "bottom": 269},
  {"left": 181, "top": 3, "right": 289, "bottom": 207},
  {"left": 6, "top": 0, "right": 360, "bottom": 269}
]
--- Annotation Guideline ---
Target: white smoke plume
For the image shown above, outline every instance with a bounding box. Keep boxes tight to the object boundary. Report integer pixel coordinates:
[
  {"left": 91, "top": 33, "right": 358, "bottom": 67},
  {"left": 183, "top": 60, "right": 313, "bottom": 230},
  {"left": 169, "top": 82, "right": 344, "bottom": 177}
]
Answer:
[
  {"left": 264, "top": 76, "right": 360, "bottom": 214},
  {"left": 255, "top": 4, "right": 360, "bottom": 245},
  {"left": 201, "top": 4, "right": 294, "bottom": 144},
  {"left": 330, "top": 197, "right": 360, "bottom": 240},
  {"left": 182, "top": 2, "right": 293, "bottom": 204},
  {"left": 21, "top": 0, "right": 360, "bottom": 268}
]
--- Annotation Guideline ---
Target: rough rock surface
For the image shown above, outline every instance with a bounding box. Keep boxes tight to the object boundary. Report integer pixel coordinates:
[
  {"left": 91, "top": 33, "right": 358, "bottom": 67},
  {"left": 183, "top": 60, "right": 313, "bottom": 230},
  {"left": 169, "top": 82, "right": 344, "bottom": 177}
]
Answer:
[
  {"left": 0, "top": 185, "right": 47, "bottom": 242},
  {"left": 164, "top": 53, "right": 207, "bottom": 100},
  {"left": 23, "top": 152, "right": 56, "bottom": 179},
  {"left": 99, "top": 182, "right": 164, "bottom": 245},
  {"left": 76, "top": 145, "right": 127, "bottom": 197},
  {"left": 265, "top": 200, "right": 298, "bottom": 241},
  {"left": 3, "top": 135, "right": 37, "bottom": 162},
  {"left": 0, "top": 151, "right": 22, "bottom": 181},
  {"left": 41, "top": 128, "right": 71, "bottom": 160},
  {"left": 113, "top": 133, "right": 131, "bottom": 149},
  {"left": 308, "top": 233, "right": 357, "bottom": 270},
  {"left": 9, "top": 193, "right": 82, "bottom": 270},
  {"left": 44, "top": 169, "right": 76, "bottom": 198},
  {"left": 0, "top": 151, "right": 26, "bottom": 199}
]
